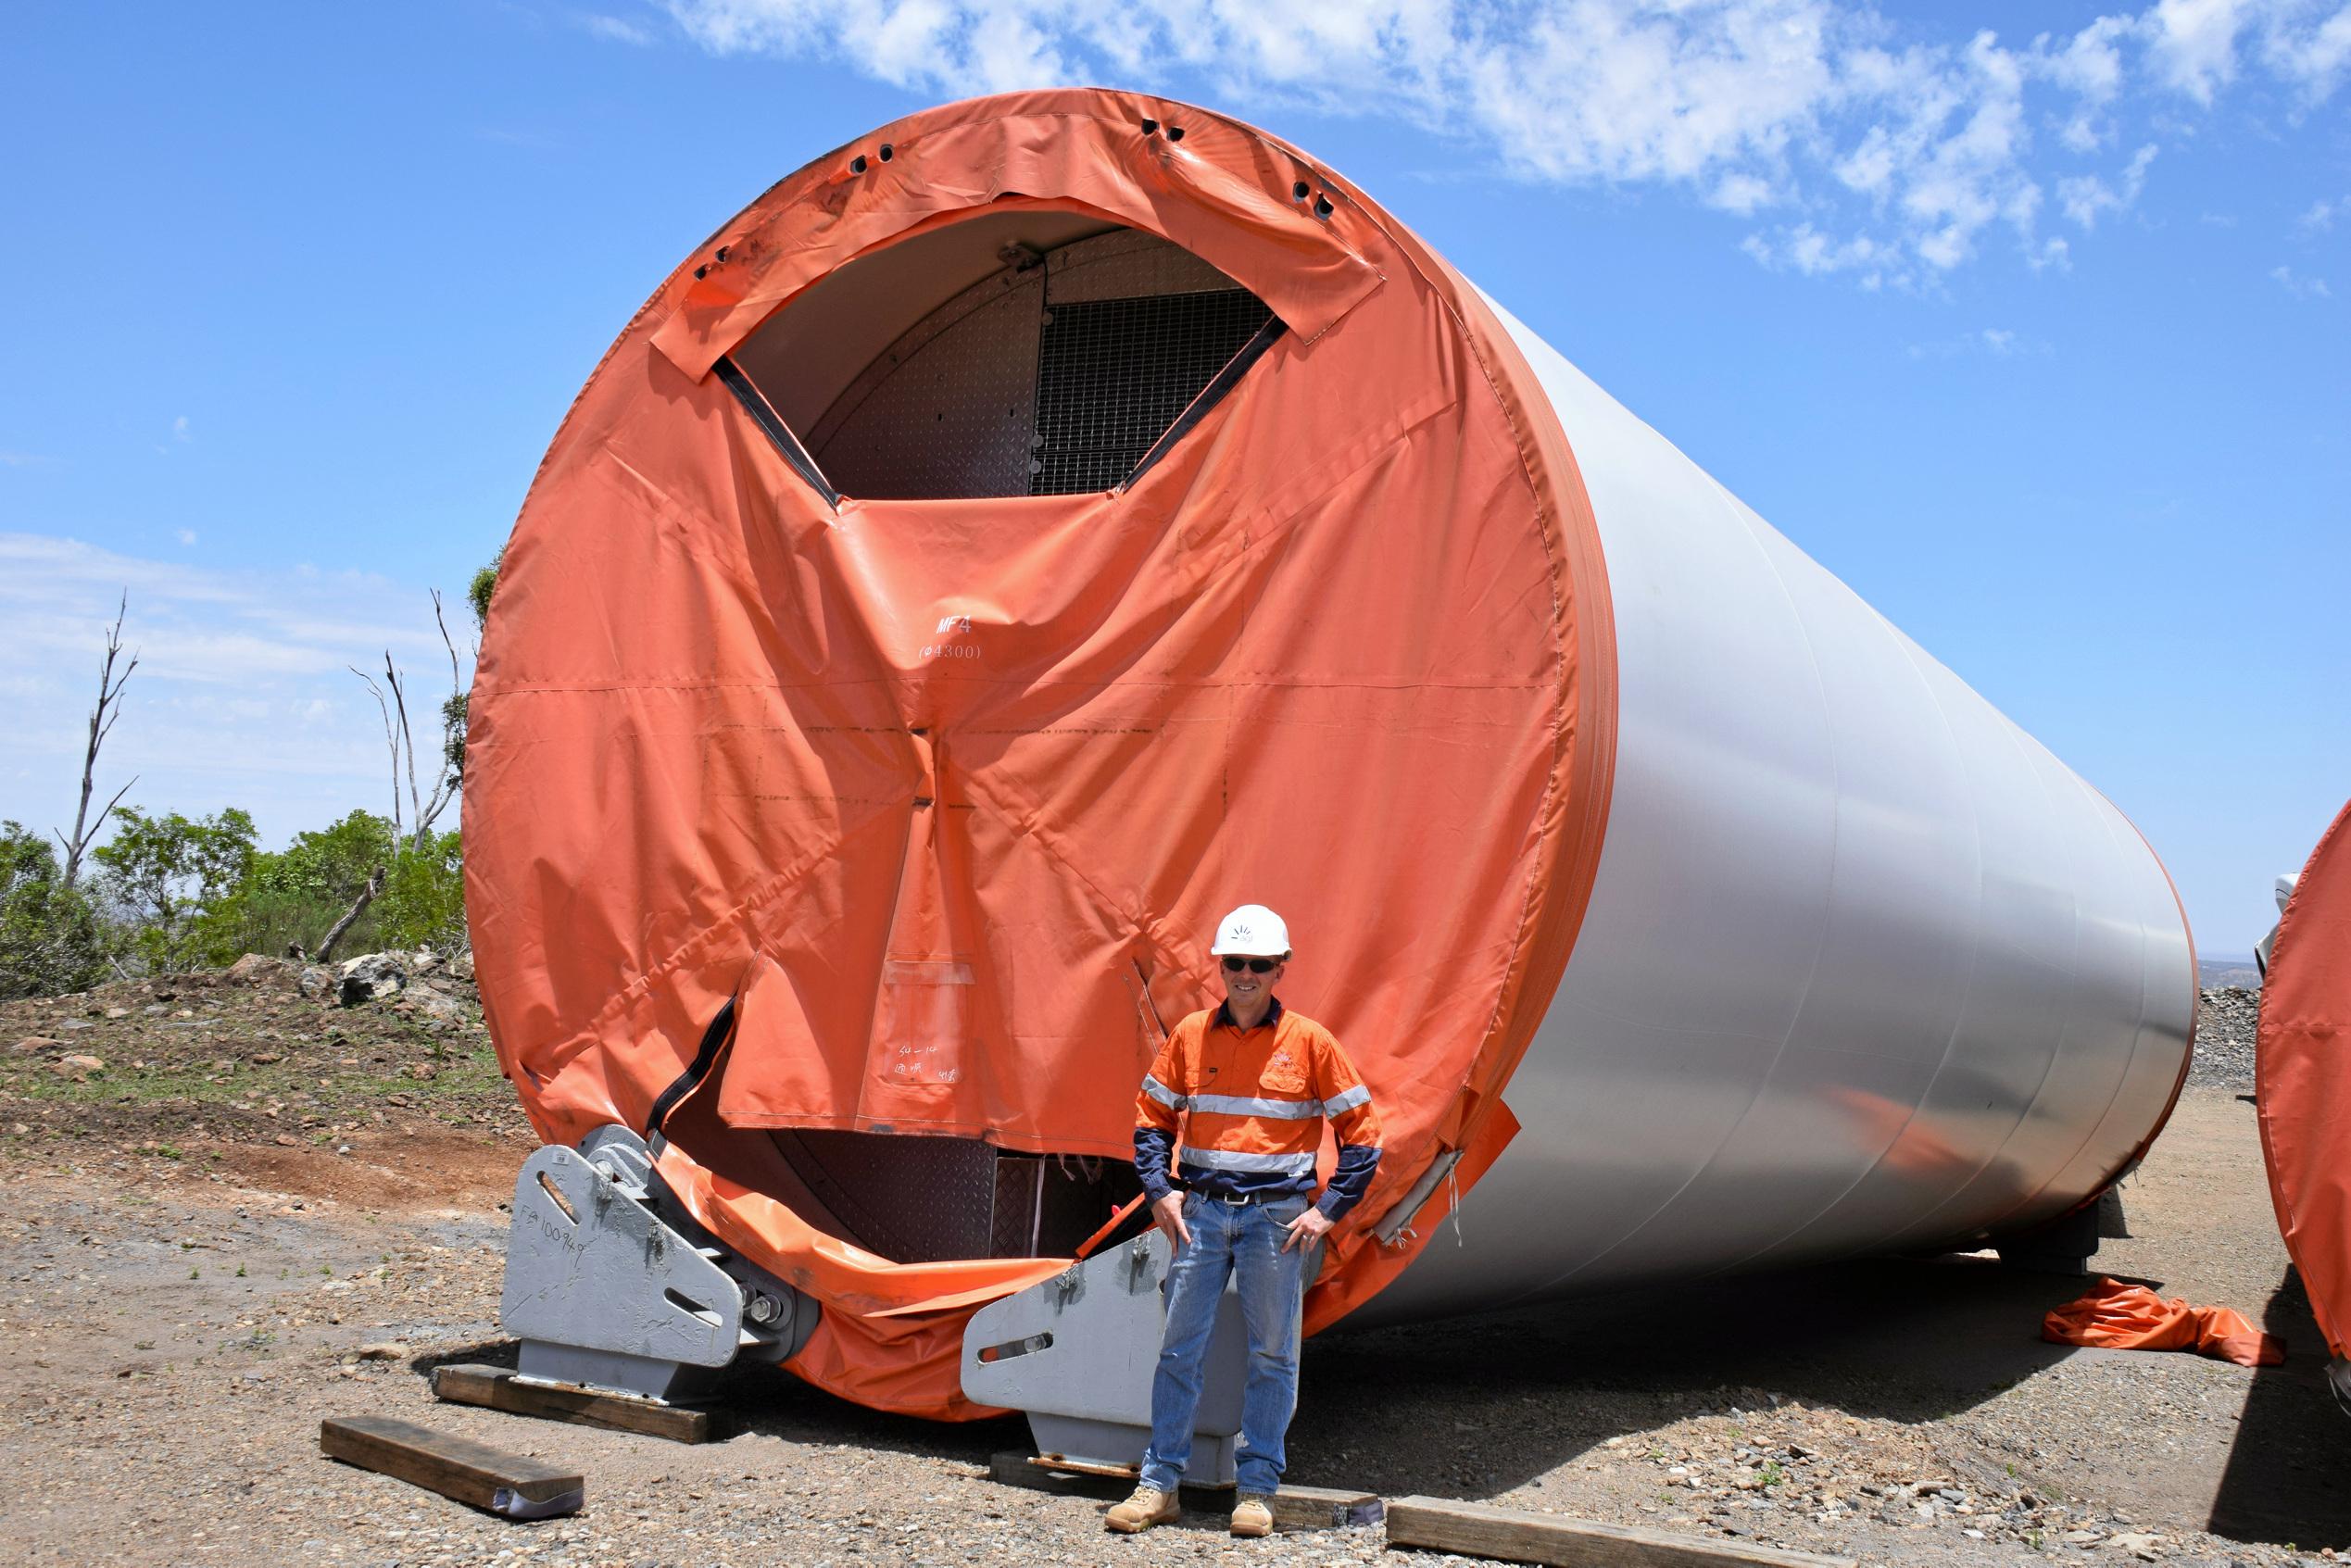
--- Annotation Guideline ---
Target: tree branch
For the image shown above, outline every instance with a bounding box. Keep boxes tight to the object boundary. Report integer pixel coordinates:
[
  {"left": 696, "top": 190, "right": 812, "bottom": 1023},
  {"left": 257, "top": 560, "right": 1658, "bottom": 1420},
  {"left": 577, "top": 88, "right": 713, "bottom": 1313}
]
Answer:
[
  {"left": 61, "top": 592, "right": 138, "bottom": 888},
  {"left": 385, "top": 652, "right": 423, "bottom": 850},
  {"left": 403, "top": 591, "right": 466, "bottom": 852},
  {"left": 434, "top": 588, "right": 461, "bottom": 696},
  {"left": 314, "top": 863, "right": 386, "bottom": 963},
  {"left": 350, "top": 664, "right": 402, "bottom": 842}
]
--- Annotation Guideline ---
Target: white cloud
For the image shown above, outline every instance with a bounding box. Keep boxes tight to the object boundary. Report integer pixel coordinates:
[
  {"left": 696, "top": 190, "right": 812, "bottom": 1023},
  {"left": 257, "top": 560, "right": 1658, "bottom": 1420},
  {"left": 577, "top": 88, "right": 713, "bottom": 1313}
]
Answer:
[
  {"left": 584, "top": 13, "right": 656, "bottom": 45},
  {"left": 1905, "top": 325, "right": 2051, "bottom": 358},
  {"left": 2254, "top": 0, "right": 2351, "bottom": 96},
  {"left": 171, "top": 415, "right": 191, "bottom": 444},
  {"left": 2038, "top": 13, "right": 2135, "bottom": 149},
  {"left": 2146, "top": 0, "right": 2251, "bottom": 103},
  {"left": 1742, "top": 222, "right": 1893, "bottom": 286},
  {"left": 2300, "top": 194, "right": 2346, "bottom": 229},
  {"left": 0, "top": 536, "right": 447, "bottom": 682},
  {"left": 0, "top": 532, "right": 471, "bottom": 849},
  {"left": 2059, "top": 142, "right": 2159, "bottom": 228},
  {"left": 2271, "top": 262, "right": 2334, "bottom": 296},
  {"left": 0, "top": 450, "right": 56, "bottom": 468},
  {"left": 1711, "top": 172, "right": 1779, "bottom": 213},
  {"left": 2147, "top": 0, "right": 2351, "bottom": 102},
  {"left": 660, "top": 0, "right": 2349, "bottom": 288},
  {"left": 175, "top": 528, "right": 197, "bottom": 546}
]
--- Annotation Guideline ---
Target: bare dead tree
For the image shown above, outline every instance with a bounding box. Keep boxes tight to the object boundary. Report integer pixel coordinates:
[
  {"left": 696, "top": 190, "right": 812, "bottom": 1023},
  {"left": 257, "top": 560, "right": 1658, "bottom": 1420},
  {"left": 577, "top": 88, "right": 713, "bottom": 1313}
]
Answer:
[
  {"left": 313, "top": 863, "right": 386, "bottom": 964},
  {"left": 434, "top": 588, "right": 463, "bottom": 707},
  {"left": 348, "top": 664, "right": 404, "bottom": 843},
  {"left": 321, "top": 592, "right": 466, "bottom": 958},
  {"left": 346, "top": 596, "right": 460, "bottom": 852},
  {"left": 405, "top": 590, "right": 463, "bottom": 850},
  {"left": 57, "top": 592, "right": 139, "bottom": 888}
]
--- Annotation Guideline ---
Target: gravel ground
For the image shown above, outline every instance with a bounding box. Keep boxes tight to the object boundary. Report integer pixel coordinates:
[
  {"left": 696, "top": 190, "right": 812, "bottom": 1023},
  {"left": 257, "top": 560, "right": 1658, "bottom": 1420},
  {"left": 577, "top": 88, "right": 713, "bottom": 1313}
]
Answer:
[
  {"left": 2, "top": 972, "right": 2344, "bottom": 1568},
  {"left": 2188, "top": 989, "right": 2263, "bottom": 1090}
]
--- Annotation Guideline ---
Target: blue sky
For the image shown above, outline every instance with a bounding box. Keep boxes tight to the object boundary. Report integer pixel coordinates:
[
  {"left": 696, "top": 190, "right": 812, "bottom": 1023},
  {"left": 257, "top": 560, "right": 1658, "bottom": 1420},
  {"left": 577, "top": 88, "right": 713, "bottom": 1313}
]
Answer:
[{"left": 1, "top": 0, "right": 2344, "bottom": 952}]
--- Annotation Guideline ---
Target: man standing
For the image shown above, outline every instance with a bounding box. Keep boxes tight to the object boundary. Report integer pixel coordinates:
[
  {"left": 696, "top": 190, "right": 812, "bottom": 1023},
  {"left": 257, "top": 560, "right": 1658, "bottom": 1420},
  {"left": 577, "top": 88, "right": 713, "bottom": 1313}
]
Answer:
[{"left": 1107, "top": 905, "right": 1383, "bottom": 1537}]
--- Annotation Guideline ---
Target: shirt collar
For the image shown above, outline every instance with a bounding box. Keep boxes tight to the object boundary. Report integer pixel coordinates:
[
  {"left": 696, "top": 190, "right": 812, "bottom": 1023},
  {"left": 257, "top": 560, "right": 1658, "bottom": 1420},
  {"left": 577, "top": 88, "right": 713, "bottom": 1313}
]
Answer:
[{"left": 1213, "top": 994, "right": 1284, "bottom": 1031}]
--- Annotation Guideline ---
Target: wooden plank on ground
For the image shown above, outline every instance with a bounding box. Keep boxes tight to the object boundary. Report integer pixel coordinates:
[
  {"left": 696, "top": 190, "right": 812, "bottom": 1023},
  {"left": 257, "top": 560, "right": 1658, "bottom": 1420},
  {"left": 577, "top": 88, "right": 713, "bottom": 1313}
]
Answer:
[
  {"left": 433, "top": 1362, "right": 711, "bottom": 1444},
  {"left": 1021, "top": 1450, "right": 1139, "bottom": 1483},
  {"left": 1385, "top": 1498, "right": 1854, "bottom": 1568},
  {"left": 320, "top": 1415, "right": 585, "bottom": 1520},
  {"left": 989, "top": 1451, "right": 1382, "bottom": 1529},
  {"left": 1264, "top": 1483, "right": 1386, "bottom": 1530}
]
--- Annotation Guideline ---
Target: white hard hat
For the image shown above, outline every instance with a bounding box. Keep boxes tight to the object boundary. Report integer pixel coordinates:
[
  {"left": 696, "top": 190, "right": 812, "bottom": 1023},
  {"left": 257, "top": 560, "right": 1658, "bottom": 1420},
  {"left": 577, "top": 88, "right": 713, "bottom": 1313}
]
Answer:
[{"left": 1211, "top": 904, "right": 1291, "bottom": 957}]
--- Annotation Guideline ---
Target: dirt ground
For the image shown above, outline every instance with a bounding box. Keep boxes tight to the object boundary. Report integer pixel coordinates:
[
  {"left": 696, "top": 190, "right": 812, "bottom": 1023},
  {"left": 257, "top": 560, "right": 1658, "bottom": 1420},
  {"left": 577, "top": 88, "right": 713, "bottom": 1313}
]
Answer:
[{"left": 3, "top": 974, "right": 2346, "bottom": 1568}]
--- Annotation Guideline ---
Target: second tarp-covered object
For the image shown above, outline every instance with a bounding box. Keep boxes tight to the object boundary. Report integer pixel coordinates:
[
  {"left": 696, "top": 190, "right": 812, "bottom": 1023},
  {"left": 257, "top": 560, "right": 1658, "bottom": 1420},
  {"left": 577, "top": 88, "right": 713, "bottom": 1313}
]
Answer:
[
  {"left": 465, "top": 90, "right": 2196, "bottom": 1420},
  {"left": 2257, "top": 800, "right": 2351, "bottom": 1409}
]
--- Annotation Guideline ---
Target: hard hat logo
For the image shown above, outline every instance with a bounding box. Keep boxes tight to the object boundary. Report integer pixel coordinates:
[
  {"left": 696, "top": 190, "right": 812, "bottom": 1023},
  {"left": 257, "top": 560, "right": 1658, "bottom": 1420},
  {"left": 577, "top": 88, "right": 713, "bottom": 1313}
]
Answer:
[{"left": 1211, "top": 904, "right": 1290, "bottom": 957}]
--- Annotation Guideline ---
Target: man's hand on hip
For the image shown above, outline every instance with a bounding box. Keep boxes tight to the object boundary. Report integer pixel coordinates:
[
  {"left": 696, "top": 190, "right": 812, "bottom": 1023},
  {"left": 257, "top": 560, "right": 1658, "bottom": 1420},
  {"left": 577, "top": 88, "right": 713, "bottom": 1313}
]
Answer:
[
  {"left": 1151, "top": 1191, "right": 1192, "bottom": 1252},
  {"left": 1281, "top": 1205, "right": 1334, "bottom": 1252}
]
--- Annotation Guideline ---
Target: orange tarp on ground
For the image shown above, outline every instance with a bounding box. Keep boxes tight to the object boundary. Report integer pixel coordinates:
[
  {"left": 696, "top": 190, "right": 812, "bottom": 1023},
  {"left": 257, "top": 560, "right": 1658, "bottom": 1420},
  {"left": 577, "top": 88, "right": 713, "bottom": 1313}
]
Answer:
[
  {"left": 464, "top": 90, "right": 1616, "bottom": 1418},
  {"left": 2043, "top": 1278, "right": 2283, "bottom": 1368},
  {"left": 2257, "top": 800, "right": 2351, "bottom": 1364}
]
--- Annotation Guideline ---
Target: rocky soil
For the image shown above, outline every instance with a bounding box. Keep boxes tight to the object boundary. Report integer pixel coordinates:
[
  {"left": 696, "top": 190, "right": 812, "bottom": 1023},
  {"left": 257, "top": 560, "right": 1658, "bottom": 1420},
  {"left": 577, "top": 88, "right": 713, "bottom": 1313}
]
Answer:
[
  {"left": 2188, "top": 988, "right": 2263, "bottom": 1090},
  {"left": 1, "top": 951, "right": 527, "bottom": 1202},
  {"left": 1, "top": 966, "right": 2345, "bottom": 1568}
]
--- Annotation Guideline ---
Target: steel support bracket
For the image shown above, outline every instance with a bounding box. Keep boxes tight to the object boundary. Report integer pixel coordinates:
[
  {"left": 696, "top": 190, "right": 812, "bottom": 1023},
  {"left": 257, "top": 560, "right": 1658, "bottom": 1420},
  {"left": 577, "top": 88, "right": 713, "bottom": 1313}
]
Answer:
[
  {"left": 499, "top": 1131, "right": 811, "bottom": 1402},
  {"left": 961, "top": 1228, "right": 1253, "bottom": 1485}
]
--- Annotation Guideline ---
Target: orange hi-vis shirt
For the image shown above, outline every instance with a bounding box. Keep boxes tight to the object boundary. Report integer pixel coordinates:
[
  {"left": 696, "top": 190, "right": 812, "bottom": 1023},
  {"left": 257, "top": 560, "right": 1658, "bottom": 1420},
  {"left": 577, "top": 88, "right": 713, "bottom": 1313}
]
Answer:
[{"left": 1134, "top": 997, "right": 1385, "bottom": 1220}]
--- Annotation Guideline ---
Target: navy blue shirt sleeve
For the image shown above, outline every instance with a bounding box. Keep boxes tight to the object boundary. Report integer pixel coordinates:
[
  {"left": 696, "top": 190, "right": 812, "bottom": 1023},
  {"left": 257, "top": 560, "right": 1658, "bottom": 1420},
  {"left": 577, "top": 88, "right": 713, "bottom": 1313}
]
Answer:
[
  {"left": 1316, "top": 1144, "right": 1382, "bottom": 1221},
  {"left": 1134, "top": 1124, "right": 1179, "bottom": 1204}
]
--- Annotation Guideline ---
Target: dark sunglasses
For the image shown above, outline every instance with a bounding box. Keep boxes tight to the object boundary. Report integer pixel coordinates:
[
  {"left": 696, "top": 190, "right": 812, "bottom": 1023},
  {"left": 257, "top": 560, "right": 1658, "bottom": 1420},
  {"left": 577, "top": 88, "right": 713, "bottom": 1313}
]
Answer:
[{"left": 1220, "top": 956, "right": 1282, "bottom": 973}]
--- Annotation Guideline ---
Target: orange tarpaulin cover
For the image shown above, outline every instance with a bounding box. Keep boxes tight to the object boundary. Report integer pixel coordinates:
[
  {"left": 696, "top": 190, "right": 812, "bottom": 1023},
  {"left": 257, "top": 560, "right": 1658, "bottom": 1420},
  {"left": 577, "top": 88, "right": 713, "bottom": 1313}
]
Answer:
[
  {"left": 465, "top": 90, "right": 1616, "bottom": 1418},
  {"left": 2042, "top": 1278, "right": 2283, "bottom": 1368},
  {"left": 2257, "top": 800, "right": 2351, "bottom": 1363}
]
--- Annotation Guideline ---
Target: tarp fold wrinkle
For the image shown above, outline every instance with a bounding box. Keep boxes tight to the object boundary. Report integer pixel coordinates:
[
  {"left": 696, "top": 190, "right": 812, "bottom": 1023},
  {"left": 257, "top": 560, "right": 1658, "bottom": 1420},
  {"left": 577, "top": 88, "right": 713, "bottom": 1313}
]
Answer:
[
  {"left": 714, "top": 358, "right": 837, "bottom": 506},
  {"left": 646, "top": 994, "right": 738, "bottom": 1140}
]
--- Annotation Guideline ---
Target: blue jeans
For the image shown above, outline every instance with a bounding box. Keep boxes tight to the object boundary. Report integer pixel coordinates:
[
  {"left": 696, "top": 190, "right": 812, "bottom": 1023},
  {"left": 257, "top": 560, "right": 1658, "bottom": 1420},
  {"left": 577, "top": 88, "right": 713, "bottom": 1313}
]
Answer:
[{"left": 1138, "top": 1191, "right": 1310, "bottom": 1497}]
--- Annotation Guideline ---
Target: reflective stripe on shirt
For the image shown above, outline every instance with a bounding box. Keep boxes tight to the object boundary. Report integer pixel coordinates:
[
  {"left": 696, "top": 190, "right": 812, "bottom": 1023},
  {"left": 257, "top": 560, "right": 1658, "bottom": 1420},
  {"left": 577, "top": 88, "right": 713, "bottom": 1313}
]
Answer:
[
  {"left": 1188, "top": 1092, "right": 1321, "bottom": 1119},
  {"left": 1177, "top": 1144, "right": 1317, "bottom": 1175},
  {"left": 1140, "top": 1074, "right": 1183, "bottom": 1110},
  {"left": 1320, "top": 1085, "right": 1371, "bottom": 1116}
]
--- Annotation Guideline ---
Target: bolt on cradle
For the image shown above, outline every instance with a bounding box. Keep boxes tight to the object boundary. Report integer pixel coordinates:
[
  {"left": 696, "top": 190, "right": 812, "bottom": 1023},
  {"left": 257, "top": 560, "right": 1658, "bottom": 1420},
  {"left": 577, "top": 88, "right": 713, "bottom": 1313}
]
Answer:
[{"left": 463, "top": 89, "right": 2196, "bottom": 1470}]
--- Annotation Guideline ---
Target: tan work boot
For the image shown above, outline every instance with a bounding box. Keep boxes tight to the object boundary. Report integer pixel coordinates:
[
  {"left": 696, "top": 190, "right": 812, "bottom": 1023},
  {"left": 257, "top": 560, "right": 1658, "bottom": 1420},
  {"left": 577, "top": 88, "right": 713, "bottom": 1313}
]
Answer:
[
  {"left": 1230, "top": 1494, "right": 1275, "bottom": 1537},
  {"left": 1105, "top": 1484, "right": 1181, "bottom": 1534}
]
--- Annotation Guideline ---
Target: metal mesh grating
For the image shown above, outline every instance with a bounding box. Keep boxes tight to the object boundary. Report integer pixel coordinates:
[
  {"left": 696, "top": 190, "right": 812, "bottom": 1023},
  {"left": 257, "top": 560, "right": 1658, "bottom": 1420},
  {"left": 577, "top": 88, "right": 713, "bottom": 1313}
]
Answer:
[
  {"left": 1029, "top": 290, "right": 1274, "bottom": 495},
  {"left": 768, "top": 1131, "right": 1145, "bottom": 1262},
  {"left": 811, "top": 273, "right": 1046, "bottom": 500},
  {"left": 772, "top": 1129, "right": 1001, "bottom": 1264}
]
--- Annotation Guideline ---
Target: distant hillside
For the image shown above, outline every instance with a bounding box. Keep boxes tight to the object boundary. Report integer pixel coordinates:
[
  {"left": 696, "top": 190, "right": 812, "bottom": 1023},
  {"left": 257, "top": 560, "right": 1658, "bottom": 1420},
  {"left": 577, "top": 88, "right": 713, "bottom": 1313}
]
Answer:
[{"left": 2198, "top": 955, "right": 2261, "bottom": 990}]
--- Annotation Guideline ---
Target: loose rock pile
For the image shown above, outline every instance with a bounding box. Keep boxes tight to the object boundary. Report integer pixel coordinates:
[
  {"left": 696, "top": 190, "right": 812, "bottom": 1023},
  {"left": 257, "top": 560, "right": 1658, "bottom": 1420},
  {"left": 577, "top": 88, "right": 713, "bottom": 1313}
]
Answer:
[
  {"left": 2189, "top": 986, "right": 2262, "bottom": 1090},
  {"left": 326, "top": 948, "right": 476, "bottom": 1018}
]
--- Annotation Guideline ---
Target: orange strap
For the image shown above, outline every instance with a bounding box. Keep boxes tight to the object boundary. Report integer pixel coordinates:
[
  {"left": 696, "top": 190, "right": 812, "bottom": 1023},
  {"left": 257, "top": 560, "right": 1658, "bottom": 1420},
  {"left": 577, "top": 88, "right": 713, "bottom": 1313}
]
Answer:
[{"left": 1074, "top": 1192, "right": 1150, "bottom": 1261}]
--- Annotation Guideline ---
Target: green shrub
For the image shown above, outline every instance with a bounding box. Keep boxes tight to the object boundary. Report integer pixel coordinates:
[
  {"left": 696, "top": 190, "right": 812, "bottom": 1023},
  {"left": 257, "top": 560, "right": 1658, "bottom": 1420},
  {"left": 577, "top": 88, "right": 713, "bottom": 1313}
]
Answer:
[
  {"left": 188, "top": 813, "right": 466, "bottom": 961},
  {"left": 91, "top": 807, "right": 257, "bottom": 972},
  {"left": 377, "top": 830, "right": 466, "bottom": 953},
  {"left": 194, "top": 809, "right": 395, "bottom": 962},
  {"left": 0, "top": 822, "right": 117, "bottom": 999}
]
